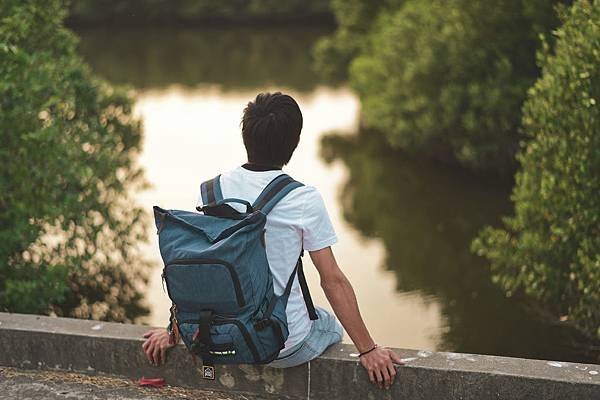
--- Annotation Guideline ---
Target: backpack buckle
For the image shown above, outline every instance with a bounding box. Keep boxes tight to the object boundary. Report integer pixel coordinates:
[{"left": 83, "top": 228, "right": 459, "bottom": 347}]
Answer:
[{"left": 254, "top": 318, "right": 272, "bottom": 331}]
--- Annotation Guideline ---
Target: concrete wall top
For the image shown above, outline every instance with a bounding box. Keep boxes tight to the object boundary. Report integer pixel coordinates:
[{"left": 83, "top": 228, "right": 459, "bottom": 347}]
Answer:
[{"left": 1, "top": 312, "right": 599, "bottom": 399}]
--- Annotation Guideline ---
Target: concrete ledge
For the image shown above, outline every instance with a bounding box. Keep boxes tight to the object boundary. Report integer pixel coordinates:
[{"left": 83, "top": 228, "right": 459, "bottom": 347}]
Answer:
[{"left": 1, "top": 313, "right": 599, "bottom": 399}]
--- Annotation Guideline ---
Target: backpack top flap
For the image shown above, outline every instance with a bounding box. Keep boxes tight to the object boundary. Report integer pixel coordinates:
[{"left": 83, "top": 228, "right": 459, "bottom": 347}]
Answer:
[{"left": 153, "top": 206, "right": 264, "bottom": 244}]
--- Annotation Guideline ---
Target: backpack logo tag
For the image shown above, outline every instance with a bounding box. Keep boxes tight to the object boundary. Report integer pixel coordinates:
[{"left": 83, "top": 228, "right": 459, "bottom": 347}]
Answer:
[{"left": 202, "top": 365, "right": 215, "bottom": 380}]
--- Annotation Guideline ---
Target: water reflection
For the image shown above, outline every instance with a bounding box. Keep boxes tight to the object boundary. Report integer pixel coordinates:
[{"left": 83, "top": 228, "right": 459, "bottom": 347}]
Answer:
[
  {"left": 76, "top": 26, "right": 445, "bottom": 350},
  {"left": 75, "top": 26, "right": 331, "bottom": 91},
  {"left": 75, "top": 25, "right": 598, "bottom": 363},
  {"left": 322, "top": 128, "right": 599, "bottom": 363}
]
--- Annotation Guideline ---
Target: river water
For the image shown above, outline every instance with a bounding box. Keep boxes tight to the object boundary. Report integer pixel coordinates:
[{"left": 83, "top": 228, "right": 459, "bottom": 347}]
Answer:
[{"left": 75, "top": 25, "right": 597, "bottom": 363}]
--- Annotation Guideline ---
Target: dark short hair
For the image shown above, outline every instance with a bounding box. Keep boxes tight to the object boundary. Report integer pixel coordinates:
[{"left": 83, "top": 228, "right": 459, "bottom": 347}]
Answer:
[{"left": 241, "top": 92, "right": 303, "bottom": 166}]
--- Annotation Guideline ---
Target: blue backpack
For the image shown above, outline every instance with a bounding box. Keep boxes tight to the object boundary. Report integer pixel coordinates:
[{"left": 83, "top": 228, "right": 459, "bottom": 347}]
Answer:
[{"left": 153, "top": 173, "right": 318, "bottom": 379}]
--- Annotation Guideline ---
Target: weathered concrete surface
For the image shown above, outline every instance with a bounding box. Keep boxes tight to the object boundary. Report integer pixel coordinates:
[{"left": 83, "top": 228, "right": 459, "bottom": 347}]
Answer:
[
  {"left": 0, "top": 367, "right": 261, "bottom": 399},
  {"left": 0, "top": 313, "right": 305, "bottom": 399},
  {"left": 1, "top": 312, "right": 600, "bottom": 399},
  {"left": 315, "top": 347, "right": 600, "bottom": 399}
]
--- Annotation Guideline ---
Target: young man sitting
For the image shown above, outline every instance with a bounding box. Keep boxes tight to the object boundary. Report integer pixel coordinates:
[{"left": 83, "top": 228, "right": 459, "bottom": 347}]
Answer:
[{"left": 143, "top": 92, "right": 402, "bottom": 389}]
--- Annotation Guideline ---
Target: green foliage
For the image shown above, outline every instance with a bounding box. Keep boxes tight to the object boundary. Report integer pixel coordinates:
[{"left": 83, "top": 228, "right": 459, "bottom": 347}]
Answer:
[
  {"left": 316, "top": 0, "right": 563, "bottom": 174},
  {"left": 473, "top": 0, "right": 600, "bottom": 339},
  {"left": 312, "top": 0, "right": 404, "bottom": 82},
  {"left": 0, "top": 0, "right": 150, "bottom": 321},
  {"left": 68, "top": 0, "right": 332, "bottom": 22}
]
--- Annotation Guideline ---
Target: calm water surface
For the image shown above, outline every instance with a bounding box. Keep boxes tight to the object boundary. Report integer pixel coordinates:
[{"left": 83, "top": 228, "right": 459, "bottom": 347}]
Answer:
[{"left": 76, "top": 26, "right": 598, "bottom": 363}]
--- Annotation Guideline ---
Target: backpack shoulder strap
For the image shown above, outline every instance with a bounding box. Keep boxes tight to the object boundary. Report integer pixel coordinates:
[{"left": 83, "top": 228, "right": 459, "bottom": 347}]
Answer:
[
  {"left": 252, "top": 174, "right": 303, "bottom": 215},
  {"left": 260, "top": 254, "right": 319, "bottom": 324},
  {"left": 295, "top": 254, "right": 318, "bottom": 320},
  {"left": 200, "top": 175, "right": 223, "bottom": 206},
  {"left": 252, "top": 174, "right": 319, "bottom": 322}
]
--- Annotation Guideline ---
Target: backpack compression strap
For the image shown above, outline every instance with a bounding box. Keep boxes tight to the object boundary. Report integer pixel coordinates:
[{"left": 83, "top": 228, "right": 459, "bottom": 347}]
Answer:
[
  {"left": 200, "top": 175, "right": 224, "bottom": 206},
  {"left": 253, "top": 174, "right": 319, "bottom": 321}
]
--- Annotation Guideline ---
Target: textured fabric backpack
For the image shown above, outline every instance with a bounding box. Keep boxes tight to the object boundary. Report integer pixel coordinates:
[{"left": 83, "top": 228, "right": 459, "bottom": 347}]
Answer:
[{"left": 153, "top": 173, "right": 318, "bottom": 379}]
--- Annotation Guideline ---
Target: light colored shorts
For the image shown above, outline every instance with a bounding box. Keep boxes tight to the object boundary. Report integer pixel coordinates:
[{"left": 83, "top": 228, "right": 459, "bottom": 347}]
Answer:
[{"left": 268, "top": 306, "right": 343, "bottom": 368}]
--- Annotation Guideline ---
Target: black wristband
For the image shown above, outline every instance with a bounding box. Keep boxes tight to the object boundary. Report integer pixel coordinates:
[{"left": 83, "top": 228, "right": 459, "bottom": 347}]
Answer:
[{"left": 358, "top": 344, "right": 378, "bottom": 357}]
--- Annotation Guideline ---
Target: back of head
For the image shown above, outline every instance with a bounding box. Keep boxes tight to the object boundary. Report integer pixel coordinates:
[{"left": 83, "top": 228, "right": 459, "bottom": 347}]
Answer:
[{"left": 241, "top": 92, "right": 303, "bottom": 166}]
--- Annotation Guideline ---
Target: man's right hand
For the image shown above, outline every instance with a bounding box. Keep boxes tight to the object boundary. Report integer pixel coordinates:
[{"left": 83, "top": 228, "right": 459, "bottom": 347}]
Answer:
[
  {"left": 142, "top": 329, "right": 176, "bottom": 366},
  {"left": 359, "top": 346, "right": 403, "bottom": 389}
]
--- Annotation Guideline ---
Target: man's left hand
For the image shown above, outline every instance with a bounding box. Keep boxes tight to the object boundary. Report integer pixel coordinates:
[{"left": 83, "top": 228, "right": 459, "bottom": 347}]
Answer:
[{"left": 359, "top": 346, "right": 403, "bottom": 389}]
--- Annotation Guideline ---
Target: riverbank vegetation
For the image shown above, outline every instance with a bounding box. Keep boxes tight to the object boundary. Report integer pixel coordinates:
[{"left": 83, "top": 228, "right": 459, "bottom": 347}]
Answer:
[
  {"left": 0, "top": 0, "right": 150, "bottom": 322},
  {"left": 315, "top": 0, "right": 564, "bottom": 175},
  {"left": 473, "top": 1, "right": 600, "bottom": 340},
  {"left": 319, "top": 0, "right": 600, "bottom": 342}
]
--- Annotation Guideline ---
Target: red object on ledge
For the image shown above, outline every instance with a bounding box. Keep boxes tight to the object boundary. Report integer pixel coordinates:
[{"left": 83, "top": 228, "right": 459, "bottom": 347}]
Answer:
[{"left": 138, "top": 377, "right": 166, "bottom": 388}]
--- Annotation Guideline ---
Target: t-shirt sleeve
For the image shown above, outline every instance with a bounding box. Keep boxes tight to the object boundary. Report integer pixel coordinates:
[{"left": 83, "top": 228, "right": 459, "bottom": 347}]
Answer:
[{"left": 301, "top": 186, "right": 338, "bottom": 251}]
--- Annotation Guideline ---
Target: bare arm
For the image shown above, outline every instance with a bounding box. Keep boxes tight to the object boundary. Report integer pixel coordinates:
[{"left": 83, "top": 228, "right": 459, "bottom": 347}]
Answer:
[{"left": 310, "top": 246, "right": 402, "bottom": 389}]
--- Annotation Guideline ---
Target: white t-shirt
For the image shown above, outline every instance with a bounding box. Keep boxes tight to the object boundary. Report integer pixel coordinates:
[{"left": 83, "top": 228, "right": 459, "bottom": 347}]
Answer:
[{"left": 197, "top": 166, "right": 337, "bottom": 352}]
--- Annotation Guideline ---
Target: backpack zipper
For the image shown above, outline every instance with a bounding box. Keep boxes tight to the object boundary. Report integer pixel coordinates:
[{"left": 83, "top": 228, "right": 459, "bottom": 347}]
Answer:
[{"left": 165, "top": 258, "right": 245, "bottom": 308}]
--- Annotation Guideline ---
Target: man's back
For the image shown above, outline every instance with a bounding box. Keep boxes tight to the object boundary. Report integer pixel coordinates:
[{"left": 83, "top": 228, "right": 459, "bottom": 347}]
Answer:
[
  {"left": 197, "top": 164, "right": 337, "bottom": 353},
  {"left": 144, "top": 92, "right": 401, "bottom": 389}
]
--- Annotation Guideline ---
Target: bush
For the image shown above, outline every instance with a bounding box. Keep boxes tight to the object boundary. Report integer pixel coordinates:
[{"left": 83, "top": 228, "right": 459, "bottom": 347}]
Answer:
[
  {"left": 316, "top": 0, "right": 563, "bottom": 174},
  {"left": 312, "top": 0, "right": 405, "bottom": 83},
  {"left": 0, "top": 0, "right": 150, "bottom": 321},
  {"left": 473, "top": 0, "right": 600, "bottom": 339}
]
